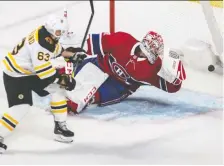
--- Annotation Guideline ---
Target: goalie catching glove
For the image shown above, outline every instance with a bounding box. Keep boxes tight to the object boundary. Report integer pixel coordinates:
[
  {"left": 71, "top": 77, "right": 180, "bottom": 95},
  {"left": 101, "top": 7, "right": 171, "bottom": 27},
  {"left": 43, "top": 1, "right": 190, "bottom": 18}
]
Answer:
[{"left": 157, "top": 48, "right": 186, "bottom": 85}]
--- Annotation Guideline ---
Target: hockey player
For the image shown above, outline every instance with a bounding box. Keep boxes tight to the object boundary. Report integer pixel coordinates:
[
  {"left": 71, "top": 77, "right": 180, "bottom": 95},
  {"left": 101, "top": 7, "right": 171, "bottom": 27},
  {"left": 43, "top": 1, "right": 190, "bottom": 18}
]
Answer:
[
  {"left": 0, "top": 15, "right": 79, "bottom": 153},
  {"left": 61, "top": 31, "right": 186, "bottom": 114}
]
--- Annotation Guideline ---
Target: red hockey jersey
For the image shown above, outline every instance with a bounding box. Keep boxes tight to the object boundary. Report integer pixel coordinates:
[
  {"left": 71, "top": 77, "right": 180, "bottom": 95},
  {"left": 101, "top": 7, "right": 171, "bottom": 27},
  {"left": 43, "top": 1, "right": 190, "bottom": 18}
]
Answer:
[{"left": 87, "top": 32, "right": 182, "bottom": 93}]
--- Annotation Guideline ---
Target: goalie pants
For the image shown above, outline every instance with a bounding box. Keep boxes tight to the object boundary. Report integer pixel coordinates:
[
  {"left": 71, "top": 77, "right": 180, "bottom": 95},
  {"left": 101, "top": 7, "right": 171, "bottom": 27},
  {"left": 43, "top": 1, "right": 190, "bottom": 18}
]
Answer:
[
  {"left": 75, "top": 57, "right": 136, "bottom": 106},
  {"left": 0, "top": 72, "right": 67, "bottom": 138}
]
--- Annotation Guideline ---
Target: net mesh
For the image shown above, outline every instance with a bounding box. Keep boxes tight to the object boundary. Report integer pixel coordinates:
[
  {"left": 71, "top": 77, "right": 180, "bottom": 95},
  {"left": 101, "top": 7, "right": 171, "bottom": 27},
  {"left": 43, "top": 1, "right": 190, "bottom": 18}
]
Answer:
[
  {"left": 0, "top": 1, "right": 222, "bottom": 49},
  {"left": 115, "top": 1, "right": 223, "bottom": 52}
]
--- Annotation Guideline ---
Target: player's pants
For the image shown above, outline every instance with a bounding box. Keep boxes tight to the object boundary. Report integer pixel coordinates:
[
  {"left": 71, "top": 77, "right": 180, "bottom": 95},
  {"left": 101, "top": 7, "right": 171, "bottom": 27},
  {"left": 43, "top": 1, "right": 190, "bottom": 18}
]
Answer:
[
  {"left": 0, "top": 73, "right": 67, "bottom": 139},
  {"left": 75, "top": 57, "right": 131, "bottom": 107}
]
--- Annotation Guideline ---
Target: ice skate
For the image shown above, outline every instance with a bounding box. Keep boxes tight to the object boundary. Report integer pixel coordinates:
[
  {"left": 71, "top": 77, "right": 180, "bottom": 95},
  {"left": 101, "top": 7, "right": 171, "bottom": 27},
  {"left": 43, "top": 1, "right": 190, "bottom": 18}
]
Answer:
[{"left": 54, "top": 121, "right": 74, "bottom": 143}]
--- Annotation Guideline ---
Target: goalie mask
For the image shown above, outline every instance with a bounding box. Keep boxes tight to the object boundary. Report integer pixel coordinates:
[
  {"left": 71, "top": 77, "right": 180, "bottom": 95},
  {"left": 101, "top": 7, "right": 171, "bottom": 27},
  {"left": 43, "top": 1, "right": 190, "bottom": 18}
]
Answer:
[
  {"left": 45, "top": 15, "right": 68, "bottom": 41},
  {"left": 140, "top": 31, "right": 164, "bottom": 64}
]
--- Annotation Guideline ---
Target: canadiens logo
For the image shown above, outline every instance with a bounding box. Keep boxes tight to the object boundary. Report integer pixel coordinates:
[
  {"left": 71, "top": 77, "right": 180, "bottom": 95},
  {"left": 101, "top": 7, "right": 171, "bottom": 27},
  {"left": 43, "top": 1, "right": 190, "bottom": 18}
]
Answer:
[{"left": 111, "top": 62, "right": 130, "bottom": 81}]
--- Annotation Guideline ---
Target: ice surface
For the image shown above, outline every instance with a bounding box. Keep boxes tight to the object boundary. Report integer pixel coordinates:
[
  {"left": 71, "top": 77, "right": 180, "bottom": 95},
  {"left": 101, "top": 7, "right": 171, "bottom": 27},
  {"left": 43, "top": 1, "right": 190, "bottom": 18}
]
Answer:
[
  {"left": 0, "top": 81, "right": 222, "bottom": 164},
  {"left": 33, "top": 86, "right": 223, "bottom": 122}
]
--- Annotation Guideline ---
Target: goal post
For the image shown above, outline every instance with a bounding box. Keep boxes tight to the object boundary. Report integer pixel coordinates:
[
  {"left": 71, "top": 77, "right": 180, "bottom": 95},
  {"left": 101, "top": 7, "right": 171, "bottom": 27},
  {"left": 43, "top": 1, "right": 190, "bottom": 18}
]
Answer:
[
  {"left": 200, "top": 1, "right": 223, "bottom": 63},
  {"left": 110, "top": 0, "right": 115, "bottom": 33}
]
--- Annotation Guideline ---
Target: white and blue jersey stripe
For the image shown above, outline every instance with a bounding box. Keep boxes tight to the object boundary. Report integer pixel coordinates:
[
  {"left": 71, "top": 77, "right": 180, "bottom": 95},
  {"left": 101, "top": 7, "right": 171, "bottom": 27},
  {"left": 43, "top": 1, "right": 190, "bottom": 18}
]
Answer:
[{"left": 89, "top": 33, "right": 105, "bottom": 57}]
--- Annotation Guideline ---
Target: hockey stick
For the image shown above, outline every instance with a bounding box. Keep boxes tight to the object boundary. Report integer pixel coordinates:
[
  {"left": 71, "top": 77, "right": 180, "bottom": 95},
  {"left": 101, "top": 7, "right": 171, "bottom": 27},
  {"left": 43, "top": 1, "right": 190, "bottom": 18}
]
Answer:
[
  {"left": 81, "top": 0, "right": 95, "bottom": 49},
  {"left": 63, "top": 6, "right": 74, "bottom": 75},
  {"left": 64, "top": 0, "right": 95, "bottom": 75},
  {"left": 73, "top": 0, "right": 95, "bottom": 74}
]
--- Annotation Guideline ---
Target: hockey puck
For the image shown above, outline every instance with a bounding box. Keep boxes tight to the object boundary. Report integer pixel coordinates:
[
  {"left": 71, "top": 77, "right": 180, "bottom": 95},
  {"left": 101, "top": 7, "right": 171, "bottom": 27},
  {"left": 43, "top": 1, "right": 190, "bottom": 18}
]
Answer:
[{"left": 208, "top": 65, "right": 215, "bottom": 72}]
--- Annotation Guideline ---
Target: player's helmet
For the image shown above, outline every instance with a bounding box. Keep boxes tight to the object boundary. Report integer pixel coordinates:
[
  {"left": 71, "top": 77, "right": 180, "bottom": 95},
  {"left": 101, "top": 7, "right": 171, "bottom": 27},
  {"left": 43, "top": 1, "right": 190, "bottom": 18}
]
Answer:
[
  {"left": 140, "top": 31, "right": 164, "bottom": 64},
  {"left": 45, "top": 15, "right": 68, "bottom": 41}
]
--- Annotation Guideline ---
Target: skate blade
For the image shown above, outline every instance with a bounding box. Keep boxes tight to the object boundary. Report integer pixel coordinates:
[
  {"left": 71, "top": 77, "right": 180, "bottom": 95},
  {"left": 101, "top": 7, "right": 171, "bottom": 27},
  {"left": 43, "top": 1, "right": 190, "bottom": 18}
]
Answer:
[{"left": 54, "top": 134, "right": 73, "bottom": 143}]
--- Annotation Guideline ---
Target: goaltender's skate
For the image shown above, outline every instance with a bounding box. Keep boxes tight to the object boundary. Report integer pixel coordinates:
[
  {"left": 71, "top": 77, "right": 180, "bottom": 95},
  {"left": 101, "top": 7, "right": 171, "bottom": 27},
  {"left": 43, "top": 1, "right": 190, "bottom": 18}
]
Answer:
[{"left": 54, "top": 121, "right": 74, "bottom": 143}]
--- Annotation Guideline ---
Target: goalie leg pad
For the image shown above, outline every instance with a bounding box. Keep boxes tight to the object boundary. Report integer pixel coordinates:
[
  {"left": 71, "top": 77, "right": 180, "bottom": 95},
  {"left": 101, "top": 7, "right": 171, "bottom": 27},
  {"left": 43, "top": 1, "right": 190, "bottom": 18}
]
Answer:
[{"left": 66, "top": 62, "right": 109, "bottom": 113}]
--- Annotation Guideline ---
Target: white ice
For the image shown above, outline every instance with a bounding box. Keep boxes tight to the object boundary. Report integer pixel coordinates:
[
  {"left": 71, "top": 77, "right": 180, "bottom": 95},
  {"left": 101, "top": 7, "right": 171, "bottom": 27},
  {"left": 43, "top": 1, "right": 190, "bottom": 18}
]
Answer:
[{"left": 0, "top": 86, "right": 222, "bottom": 165}]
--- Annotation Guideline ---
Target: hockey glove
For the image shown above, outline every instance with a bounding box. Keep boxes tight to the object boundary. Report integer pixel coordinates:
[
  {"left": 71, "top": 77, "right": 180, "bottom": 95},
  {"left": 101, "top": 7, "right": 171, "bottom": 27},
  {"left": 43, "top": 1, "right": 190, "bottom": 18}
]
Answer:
[
  {"left": 57, "top": 74, "right": 76, "bottom": 91},
  {"left": 62, "top": 47, "right": 87, "bottom": 65},
  {"left": 157, "top": 49, "right": 186, "bottom": 85}
]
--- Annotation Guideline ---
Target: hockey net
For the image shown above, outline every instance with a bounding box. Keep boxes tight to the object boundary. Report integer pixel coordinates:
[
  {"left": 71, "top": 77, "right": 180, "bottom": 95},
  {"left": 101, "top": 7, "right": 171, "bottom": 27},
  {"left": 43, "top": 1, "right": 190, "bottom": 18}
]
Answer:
[
  {"left": 110, "top": 1, "right": 222, "bottom": 56},
  {"left": 0, "top": 1, "right": 222, "bottom": 58},
  {"left": 115, "top": 1, "right": 223, "bottom": 50}
]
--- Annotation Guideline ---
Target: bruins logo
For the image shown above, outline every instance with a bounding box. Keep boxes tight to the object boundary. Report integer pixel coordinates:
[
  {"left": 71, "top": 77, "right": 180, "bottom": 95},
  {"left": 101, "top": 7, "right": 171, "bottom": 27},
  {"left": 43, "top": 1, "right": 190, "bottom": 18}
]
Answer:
[
  {"left": 45, "top": 37, "right": 54, "bottom": 45},
  {"left": 18, "top": 94, "right": 24, "bottom": 99}
]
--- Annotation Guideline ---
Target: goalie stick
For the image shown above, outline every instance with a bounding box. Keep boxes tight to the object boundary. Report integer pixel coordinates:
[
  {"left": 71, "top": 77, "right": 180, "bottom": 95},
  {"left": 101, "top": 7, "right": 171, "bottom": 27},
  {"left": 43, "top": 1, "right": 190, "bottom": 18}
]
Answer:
[{"left": 73, "top": 0, "right": 95, "bottom": 73}]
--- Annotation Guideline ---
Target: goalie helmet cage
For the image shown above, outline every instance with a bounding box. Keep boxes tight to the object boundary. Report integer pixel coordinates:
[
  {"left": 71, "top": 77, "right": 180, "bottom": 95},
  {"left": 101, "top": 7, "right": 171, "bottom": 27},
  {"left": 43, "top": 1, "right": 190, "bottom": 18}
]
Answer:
[{"left": 109, "top": 0, "right": 223, "bottom": 62}]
